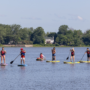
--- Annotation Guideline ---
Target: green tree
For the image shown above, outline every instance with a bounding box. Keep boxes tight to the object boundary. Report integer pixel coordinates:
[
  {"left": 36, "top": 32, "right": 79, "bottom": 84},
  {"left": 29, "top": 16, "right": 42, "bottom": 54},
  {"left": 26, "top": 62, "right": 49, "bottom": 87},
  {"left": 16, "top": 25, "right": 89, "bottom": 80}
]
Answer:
[
  {"left": 56, "top": 37, "right": 59, "bottom": 43},
  {"left": 58, "top": 25, "right": 68, "bottom": 35},
  {"left": 82, "top": 30, "right": 90, "bottom": 45},
  {"left": 0, "top": 26, "right": 6, "bottom": 43},
  {"left": 32, "top": 27, "right": 45, "bottom": 44}
]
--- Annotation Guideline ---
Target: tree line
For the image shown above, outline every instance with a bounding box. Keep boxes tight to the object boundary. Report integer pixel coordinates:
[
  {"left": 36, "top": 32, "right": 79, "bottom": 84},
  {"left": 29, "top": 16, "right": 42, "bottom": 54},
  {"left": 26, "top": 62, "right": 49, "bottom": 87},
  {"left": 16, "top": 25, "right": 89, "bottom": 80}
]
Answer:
[{"left": 0, "top": 24, "right": 90, "bottom": 46}]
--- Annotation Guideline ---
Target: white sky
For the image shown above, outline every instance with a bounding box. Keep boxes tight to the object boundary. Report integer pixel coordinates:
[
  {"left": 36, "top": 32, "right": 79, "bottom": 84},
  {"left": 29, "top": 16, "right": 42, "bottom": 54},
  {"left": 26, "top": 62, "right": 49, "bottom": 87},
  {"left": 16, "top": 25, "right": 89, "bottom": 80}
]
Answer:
[{"left": 0, "top": 0, "right": 90, "bottom": 32}]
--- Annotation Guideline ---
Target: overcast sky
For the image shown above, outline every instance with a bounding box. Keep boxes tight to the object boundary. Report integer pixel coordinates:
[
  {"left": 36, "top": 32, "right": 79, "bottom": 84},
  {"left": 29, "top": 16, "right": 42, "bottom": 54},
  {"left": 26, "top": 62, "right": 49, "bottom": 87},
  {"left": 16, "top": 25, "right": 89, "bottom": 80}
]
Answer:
[{"left": 0, "top": 0, "right": 90, "bottom": 32}]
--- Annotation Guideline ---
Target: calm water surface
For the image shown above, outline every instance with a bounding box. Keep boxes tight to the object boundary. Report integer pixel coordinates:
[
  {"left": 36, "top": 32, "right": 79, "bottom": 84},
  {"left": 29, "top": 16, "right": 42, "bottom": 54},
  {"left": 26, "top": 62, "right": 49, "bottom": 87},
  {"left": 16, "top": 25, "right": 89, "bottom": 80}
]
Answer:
[{"left": 0, "top": 47, "right": 90, "bottom": 90}]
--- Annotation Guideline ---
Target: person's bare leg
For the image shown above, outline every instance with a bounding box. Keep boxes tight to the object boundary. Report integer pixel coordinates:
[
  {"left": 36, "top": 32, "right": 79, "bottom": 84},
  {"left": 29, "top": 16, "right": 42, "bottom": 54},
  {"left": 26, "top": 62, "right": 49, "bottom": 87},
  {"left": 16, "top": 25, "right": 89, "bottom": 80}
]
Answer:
[
  {"left": 23, "top": 59, "right": 25, "bottom": 64},
  {"left": 52, "top": 56, "right": 54, "bottom": 60},
  {"left": 4, "top": 55, "right": 6, "bottom": 64},
  {"left": 89, "top": 57, "right": 90, "bottom": 61},
  {"left": 21, "top": 59, "right": 22, "bottom": 64},
  {"left": 54, "top": 56, "right": 56, "bottom": 60},
  {"left": 1, "top": 56, "right": 3, "bottom": 63},
  {"left": 73, "top": 56, "right": 75, "bottom": 62},
  {"left": 70, "top": 56, "right": 72, "bottom": 62}
]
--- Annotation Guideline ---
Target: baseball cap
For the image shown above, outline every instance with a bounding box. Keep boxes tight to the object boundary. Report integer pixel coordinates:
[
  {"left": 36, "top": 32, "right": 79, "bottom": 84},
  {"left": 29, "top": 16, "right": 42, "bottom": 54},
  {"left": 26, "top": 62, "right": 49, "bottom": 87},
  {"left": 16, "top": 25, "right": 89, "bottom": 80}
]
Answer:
[{"left": 20, "top": 48, "right": 23, "bottom": 50}]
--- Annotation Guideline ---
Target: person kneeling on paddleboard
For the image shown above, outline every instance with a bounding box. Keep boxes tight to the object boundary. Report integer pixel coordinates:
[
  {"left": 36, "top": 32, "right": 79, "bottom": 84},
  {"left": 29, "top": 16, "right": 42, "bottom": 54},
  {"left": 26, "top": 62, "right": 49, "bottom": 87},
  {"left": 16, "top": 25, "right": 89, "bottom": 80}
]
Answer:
[
  {"left": 52, "top": 47, "right": 56, "bottom": 61},
  {"left": 40, "top": 53, "right": 43, "bottom": 59},
  {"left": 37, "top": 53, "right": 45, "bottom": 60},
  {"left": 85, "top": 48, "right": 90, "bottom": 61},
  {"left": 20, "top": 48, "right": 26, "bottom": 64},
  {"left": 70, "top": 48, "right": 75, "bottom": 62},
  {"left": 0, "top": 47, "right": 6, "bottom": 64}
]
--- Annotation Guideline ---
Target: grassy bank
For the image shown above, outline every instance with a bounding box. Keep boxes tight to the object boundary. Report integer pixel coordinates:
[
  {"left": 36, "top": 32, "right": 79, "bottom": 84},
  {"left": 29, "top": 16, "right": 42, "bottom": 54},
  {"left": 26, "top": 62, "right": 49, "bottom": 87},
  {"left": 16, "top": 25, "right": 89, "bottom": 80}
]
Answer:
[
  {"left": 33, "top": 44, "right": 72, "bottom": 47},
  {"left": 0, "top": 44, "right": 4, "bottom": 47},
  {"left": 0, "top": 44, "right": 90, "bottom": 47},
  {"left": 33, "top": 44, "right": 90, "bottom": 47}
]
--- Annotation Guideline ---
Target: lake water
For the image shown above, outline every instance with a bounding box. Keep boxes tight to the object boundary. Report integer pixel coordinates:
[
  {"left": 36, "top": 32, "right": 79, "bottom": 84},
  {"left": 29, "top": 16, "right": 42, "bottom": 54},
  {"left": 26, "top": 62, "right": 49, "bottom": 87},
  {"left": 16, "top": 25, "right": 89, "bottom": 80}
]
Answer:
[{"left": 0, "top": 47, "right": 90, "bottom": 90}]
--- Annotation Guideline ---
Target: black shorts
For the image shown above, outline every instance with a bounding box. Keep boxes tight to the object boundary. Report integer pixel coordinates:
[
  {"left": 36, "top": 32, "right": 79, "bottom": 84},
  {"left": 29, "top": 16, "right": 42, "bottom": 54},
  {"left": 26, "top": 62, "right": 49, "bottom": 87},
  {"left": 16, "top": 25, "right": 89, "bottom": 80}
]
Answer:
[
  {"left": 71, "top": 55, "right": 74, "bottom": 56},
  {"left": 87, "top": 54, "right": 90, "bottom": 57}
]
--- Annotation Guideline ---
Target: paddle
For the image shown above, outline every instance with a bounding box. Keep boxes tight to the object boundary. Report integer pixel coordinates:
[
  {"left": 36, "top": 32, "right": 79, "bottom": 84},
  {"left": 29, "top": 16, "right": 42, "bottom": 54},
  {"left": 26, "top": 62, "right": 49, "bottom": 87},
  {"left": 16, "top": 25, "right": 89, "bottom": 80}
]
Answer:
[
  {"left": 80, "top": 54, "right": 85, "bottom": 61},
  {"left": 79, "top": 53, "right": 85, "bottom": 63},
  {"left": 41, "top": 55, "right": 46, "bottom": 60},
  {"left": 10, "top": 54, "right": 20, "bottom": 64},
  {"left": 66, "top": 52, "right": 70, "bottom": 60}
]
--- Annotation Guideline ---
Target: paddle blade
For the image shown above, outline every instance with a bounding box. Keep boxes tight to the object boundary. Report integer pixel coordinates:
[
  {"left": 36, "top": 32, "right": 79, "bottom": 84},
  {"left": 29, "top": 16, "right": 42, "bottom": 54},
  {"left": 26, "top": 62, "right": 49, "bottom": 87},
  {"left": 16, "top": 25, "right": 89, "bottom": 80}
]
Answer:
[
  {"left": 66, "top": 57, "right": 69, "bottom": 60},
  {"left": 10, "top": 61, "right": 14, "bottom": 64},
  {"left": 79, "top": 60, "right": 84, "bottom": 63}
]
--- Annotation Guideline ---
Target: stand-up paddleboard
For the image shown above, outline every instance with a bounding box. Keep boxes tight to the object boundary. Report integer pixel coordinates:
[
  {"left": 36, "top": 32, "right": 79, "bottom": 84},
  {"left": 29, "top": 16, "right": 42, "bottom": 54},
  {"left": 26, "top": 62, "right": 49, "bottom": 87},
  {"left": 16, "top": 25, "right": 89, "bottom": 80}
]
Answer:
[
  {"left": 63, "top": 61, "right": 80, "bottom": 64},
  {"left": 36, "top": 59, "right": 43, "bottom": 61},
  {"left": 79, "top": 61, "right": 90, "bottom": 63},
  {"left": 46, "top": 61, "right": 60, "bottom": 62},
  {"left": 0, "top": 63, "right": 8, "bottom": 66},
  {"left": 82, "top": 61, "right": 90, "bottom": 63},
  {"left": 18, "top": 64, "right": 27, "bottom": 66}
]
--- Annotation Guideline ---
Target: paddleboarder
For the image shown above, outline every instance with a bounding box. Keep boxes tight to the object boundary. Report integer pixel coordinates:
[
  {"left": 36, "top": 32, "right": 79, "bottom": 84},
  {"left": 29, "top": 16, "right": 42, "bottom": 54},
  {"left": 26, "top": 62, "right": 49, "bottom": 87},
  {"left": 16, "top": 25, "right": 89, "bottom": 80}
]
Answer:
[
  {"left": 85, "top": 48, "right": 90, "bottom": 61},
  {"left": 0, "top": 47, "right": 6, "bottom": 64},
  {"left": 20, "top": 48, "right": 26, "bottom": 64},
  {"left": 52, "top": 47, "right": 56, "bottom": 60},
  {"left": 38, "top": 53, "right": 45, "bottom": 60},
  {"left": 70, "top": 48, "right": 75, "bottom": 62}
]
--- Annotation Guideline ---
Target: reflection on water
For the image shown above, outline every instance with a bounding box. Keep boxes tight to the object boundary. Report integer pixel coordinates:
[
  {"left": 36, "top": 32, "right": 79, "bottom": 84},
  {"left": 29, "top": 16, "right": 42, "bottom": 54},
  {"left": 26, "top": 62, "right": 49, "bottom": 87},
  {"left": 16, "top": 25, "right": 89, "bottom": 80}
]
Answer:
[
  {"left": 0, "top": 66, "right": 6, "bottom": 70},
  {"left": 0, "top": 47, "right": 90, "bottom": 90},
  {"left": 20, "top": 66, "right": 26, "bottom": 70},
  {"left": 70, "top": 64, "right": 75, "bottom": 67}
]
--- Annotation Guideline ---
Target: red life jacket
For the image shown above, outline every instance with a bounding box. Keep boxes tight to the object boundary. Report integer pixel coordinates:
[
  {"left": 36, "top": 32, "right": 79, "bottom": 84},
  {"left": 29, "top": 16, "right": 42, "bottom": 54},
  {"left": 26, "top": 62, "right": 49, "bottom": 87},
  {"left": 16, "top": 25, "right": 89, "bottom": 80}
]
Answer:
[
  {"left": 87, "top": 51, "right": 90, "bottom": 54},
  {"left": 71, "top": 51, "right": 74, "bottom": 55},
  {"left": 1, "top": 51, "right": 5, "bottom": 55},
  {"left": 40, "top": 54, "right": 43, "bottom": 58},
  {"left": 21, "top": 51, "right": 25, "bottom": 56}
]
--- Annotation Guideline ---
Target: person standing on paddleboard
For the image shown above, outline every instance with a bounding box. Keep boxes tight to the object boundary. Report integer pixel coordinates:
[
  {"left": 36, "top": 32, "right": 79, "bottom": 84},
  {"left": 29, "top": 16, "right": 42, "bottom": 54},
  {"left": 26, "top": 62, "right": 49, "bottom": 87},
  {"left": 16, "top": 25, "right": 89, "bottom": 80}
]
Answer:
[
  {"left": 0, "top": 47, "right": 6, "bottom": 64},
  {"left": 85, "top": 48, "right": 90, "bottom": 61},
  {"left": 20, "top": 48, "right": 26, "bottom": 64},
  {"left": 70, "top": 48, "right": 75, "bottom": 62},
  {"left": 52, "top": 47, "right": 56, "bottom": 60}
]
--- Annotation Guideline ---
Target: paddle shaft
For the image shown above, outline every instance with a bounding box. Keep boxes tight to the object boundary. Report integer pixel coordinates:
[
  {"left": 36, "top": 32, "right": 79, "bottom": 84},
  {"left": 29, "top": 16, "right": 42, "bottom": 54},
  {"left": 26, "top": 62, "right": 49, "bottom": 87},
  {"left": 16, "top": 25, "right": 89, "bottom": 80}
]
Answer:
[
  {"left": 81, "top": 54, "right": 85, "bottom": 61},
  {"left": 68, "top": 51, "right": 71, "bottom": 57},
  {"left": 13, "top": 54, "right": 20, "bottom": 61},
  {"left": 66, "top": 51, "right": 71, "bottom": 60}
]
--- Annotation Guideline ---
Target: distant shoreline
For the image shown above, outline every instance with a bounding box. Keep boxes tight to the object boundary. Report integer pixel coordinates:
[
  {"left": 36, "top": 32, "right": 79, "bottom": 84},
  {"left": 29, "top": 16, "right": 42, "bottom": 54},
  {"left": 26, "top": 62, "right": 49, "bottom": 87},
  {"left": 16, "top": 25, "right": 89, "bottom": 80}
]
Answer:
[
  {"left": 0, "top": 44, "right": 33, "bottom": 47},
  {"left": 0, "top": 44, "right": 89, "bottom": 47}
]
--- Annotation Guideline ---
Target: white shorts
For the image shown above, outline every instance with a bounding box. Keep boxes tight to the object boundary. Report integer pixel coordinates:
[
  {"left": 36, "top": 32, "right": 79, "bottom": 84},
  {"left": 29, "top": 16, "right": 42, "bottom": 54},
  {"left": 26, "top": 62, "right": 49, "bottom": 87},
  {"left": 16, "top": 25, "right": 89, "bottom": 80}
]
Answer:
[{"left": 21, "top": 58, "right": 25, "bottom": 60}]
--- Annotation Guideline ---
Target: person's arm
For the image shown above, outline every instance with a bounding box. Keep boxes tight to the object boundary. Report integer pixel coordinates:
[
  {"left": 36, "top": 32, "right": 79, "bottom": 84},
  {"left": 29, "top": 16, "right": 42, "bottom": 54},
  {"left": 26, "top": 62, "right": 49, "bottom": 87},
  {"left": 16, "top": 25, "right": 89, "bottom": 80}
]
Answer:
[
  {"left": 84, "top": 51, "right": 87, "bottom": 54},
  {"left": 43, "top": 55, "right": 45, "bottom": 58},
  {"left": 43, "top": 55, "right": 46, "bottom": 59},
  {"left": 4, "top": 50, "right": 6, "bottom": 54}
]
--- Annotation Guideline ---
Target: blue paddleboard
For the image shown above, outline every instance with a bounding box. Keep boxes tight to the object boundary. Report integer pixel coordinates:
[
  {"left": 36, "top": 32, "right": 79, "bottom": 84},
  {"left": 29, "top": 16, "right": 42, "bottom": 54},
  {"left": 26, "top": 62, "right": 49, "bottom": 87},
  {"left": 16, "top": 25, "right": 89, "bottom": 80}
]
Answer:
[{"left": 18, "top": 64, "right": 27, "bottom": 66}]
